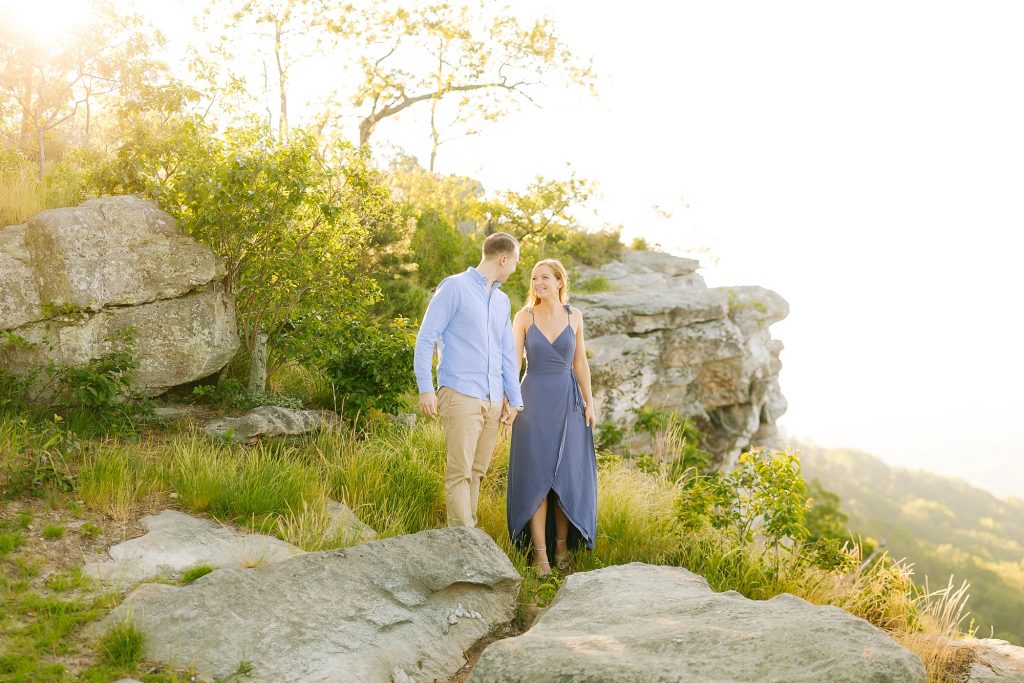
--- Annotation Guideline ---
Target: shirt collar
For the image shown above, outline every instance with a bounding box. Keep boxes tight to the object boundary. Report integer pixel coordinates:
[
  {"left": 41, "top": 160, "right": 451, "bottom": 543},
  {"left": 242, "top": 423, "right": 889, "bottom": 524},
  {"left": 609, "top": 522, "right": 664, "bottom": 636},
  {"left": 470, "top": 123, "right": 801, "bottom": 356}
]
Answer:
[{"left": 468, "top": 266, "right": 502, "bottom": 288}]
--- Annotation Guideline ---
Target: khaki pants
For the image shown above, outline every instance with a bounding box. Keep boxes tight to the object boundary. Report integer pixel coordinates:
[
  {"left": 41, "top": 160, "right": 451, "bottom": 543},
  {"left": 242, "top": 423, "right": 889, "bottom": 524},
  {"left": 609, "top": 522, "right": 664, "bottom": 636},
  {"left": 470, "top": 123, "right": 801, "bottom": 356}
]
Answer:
[{"left": 438, "top": 386, "right": 502, "bottom": 527}]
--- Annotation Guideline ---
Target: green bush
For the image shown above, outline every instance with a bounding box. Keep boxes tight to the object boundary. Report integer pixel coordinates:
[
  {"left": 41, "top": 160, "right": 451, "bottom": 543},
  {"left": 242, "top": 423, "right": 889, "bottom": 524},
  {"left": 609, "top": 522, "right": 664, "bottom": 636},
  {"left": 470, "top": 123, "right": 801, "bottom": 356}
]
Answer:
[
  {"left": 324, "top": 319, "right": 416, "bottom": 418},
  {"left": 595, "top": 421, "right": 624, "bottom": 451},
  {"left": 189, "top": 380, "right": 304, "bottom": 411}
]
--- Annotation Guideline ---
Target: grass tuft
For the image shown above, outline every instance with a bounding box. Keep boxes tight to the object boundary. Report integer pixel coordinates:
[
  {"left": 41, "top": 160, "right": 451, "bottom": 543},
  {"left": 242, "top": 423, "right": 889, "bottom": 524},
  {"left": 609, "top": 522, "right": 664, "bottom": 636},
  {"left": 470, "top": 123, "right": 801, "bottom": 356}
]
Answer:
[
  {"left": 181, "top": 564, "right": 216, "bottom": 584},
  {"left": 97, "top": 620, "right": 144, "bottom": 669},
  {"left": 41, "top": 523, "right": 65, "bottom": 540}
]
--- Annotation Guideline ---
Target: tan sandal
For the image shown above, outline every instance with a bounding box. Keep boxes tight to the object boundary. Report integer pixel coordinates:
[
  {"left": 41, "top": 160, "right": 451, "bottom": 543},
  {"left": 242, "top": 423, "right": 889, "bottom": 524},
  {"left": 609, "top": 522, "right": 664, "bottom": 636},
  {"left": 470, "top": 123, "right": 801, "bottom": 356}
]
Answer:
[
  {"left": 554, "top": 538, "right": 569, "bottom": 570},
  {"left": 533, "top": 546, "right": 551, "bottom": 576}
]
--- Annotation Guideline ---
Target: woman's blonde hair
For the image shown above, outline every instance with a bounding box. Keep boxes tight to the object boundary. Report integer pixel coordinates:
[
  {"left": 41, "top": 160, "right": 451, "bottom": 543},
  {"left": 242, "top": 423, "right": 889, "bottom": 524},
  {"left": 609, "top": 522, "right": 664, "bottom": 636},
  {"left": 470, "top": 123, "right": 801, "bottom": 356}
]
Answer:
[{"left": 524, "top": 259, "right": 570, "bottom": 310}]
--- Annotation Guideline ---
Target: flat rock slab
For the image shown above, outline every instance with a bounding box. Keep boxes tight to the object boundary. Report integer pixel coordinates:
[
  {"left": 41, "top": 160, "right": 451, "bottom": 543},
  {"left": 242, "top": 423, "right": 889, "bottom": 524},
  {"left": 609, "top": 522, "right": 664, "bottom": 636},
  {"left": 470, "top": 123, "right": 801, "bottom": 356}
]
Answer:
[
  {"left": 470, "top": 563, "right": 926, "bottom": 683},
  {"left": 84, "top": 510, "right": 302, "bottom": 584},
  {"left": 962, "top": 638, "right": 1024, "bottom": 682},
  {"left": 202, "top": 406, "right": 341, "bottom": 441},
  {"left": 96, "top": 527, "right": 520, "bottom": 683}
]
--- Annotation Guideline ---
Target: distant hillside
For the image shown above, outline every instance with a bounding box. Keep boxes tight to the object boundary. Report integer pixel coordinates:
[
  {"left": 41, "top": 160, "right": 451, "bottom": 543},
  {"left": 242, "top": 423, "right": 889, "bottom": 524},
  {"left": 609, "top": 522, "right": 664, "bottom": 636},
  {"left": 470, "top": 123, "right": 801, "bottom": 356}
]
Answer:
[{"left": 799, "top": 445, "right": 1024, "bottom": 644}]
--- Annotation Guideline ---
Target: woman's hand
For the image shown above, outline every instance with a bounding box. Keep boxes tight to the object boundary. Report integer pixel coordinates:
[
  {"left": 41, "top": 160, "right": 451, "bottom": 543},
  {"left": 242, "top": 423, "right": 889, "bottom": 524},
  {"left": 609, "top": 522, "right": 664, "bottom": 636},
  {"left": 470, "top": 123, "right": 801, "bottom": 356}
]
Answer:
[{"left": 584, "top": 404, "right": 597, "bottom": 428}]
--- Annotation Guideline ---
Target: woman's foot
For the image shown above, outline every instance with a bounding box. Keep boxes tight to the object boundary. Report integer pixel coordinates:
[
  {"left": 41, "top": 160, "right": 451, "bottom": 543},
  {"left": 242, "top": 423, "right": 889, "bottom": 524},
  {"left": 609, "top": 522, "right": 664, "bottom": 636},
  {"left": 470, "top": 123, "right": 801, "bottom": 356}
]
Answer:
[
  {"left": 554, "top": 538, "right": 569, "bottom": 570},
  {"left": 533, "top": 546, "right": 551, "bottom": 576}
]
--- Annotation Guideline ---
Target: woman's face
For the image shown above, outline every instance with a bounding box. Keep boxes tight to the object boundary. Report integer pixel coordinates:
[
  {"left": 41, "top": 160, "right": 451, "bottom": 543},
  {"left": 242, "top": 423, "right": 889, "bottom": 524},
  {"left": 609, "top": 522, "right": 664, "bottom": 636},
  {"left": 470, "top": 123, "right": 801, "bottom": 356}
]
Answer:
[{"left": 531, "top": 264, "right": 561, "bottom": 299}]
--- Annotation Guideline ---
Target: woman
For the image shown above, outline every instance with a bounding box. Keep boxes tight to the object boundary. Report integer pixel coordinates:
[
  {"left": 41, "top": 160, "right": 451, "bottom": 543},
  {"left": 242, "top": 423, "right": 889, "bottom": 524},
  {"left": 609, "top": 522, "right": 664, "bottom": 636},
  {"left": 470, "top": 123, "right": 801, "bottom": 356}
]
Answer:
[{"left": 506, "top": 259, "right": 598, "bottom": 575}]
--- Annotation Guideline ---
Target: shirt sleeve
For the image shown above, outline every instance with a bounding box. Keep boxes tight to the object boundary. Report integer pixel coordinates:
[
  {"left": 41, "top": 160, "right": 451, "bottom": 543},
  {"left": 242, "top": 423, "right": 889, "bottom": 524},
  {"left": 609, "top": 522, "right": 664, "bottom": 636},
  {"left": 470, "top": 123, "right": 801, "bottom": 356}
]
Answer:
[
  {"left": 501, "top": 304, "right": 524, "bottom": 408},
  {"left": 414, "top": 278, "right": 458, "bottom": 394}
]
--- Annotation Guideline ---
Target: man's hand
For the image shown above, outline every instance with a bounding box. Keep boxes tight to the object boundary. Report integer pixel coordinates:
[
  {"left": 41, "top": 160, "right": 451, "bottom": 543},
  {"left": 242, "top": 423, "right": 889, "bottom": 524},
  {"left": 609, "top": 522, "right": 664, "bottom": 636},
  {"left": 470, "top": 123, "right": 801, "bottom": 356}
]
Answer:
[
  {"left": 419, "top": 391, "right": 438, "bottom": 419},
  {"left": 499, "top": 402, "right": 520, "bottom": 439}
]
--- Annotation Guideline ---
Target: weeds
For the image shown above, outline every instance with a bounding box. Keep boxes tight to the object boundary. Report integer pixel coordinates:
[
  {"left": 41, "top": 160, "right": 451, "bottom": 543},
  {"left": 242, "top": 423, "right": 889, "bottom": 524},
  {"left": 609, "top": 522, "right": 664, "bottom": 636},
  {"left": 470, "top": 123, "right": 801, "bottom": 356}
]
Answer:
[
  {"left": 41, "top": 523, "right": 65, "bottom": 540},
  {"left": 181, "top": 564, "right": 216, "bottom": 584},
  {"left": 97, "top": 620, "right": 144, "bottom": 669}
]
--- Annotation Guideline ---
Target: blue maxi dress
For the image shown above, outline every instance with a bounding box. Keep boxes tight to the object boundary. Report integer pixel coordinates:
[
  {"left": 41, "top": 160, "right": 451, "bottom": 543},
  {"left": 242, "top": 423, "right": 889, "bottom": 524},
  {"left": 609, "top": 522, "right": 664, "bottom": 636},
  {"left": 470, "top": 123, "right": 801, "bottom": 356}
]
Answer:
[{"left": 507, "top": 304, "right": 598, "bottom": 552}]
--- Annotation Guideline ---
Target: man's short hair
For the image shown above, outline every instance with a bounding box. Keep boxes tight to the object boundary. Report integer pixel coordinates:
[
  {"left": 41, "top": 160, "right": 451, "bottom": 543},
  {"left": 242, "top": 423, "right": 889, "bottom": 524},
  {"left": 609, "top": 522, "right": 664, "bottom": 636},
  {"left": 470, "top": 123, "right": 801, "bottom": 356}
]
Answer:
[{"left": 482, "top": 232, "right": 519, "bottom": 258}]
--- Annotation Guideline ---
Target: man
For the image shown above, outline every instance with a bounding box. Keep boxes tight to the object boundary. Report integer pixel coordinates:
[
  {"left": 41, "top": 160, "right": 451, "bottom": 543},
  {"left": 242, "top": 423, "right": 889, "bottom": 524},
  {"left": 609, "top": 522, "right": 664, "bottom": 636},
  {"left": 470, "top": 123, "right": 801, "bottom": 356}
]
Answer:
[{"left": 414, "top": 232, "right": 524, "bottom": 528}]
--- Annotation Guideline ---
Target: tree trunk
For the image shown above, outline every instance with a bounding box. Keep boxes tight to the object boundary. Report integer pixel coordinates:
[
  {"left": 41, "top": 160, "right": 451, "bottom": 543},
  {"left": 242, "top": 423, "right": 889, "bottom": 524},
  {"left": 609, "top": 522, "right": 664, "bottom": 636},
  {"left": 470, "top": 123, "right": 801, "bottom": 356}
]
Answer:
[
  {"left": 248, "top": 332, "right": 269, "bottom": 395},
  {"left": 358, "top": 117, "right": 375, "bottom": 148},
  {"left": 274, "top": 22, "right": 288, "bottom": 141},
  {"left": 37, "top": 128, "right": 45, "bottom": 180},
  {"left": 429, "top": 101, "right": 439, "bottom": 172}
]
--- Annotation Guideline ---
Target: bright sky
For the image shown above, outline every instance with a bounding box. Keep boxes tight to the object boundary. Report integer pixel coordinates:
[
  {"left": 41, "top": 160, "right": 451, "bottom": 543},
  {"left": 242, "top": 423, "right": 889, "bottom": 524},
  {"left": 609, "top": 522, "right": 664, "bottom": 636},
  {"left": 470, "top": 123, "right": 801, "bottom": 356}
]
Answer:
[
  {"left": 400, "top": 1, "right": 1024, "bottom": 501},
  {"left": 7, "top": 0, "right": 1022, "bottom": 498}
]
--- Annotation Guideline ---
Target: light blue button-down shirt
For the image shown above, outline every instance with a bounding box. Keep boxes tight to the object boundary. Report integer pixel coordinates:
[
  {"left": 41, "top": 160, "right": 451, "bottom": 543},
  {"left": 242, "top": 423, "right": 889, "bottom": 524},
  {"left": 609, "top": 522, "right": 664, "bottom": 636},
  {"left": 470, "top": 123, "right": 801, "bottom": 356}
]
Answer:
[{"left": 414, "top": 267, "right": 524, "bottom": 408}]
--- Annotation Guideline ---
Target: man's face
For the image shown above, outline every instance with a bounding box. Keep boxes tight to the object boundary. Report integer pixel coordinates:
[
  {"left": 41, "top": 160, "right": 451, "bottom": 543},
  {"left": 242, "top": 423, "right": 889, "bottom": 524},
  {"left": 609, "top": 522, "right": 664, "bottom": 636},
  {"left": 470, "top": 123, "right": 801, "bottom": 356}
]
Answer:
[{"left": 498, "top": 247, "right": 520, "bottom": 283}]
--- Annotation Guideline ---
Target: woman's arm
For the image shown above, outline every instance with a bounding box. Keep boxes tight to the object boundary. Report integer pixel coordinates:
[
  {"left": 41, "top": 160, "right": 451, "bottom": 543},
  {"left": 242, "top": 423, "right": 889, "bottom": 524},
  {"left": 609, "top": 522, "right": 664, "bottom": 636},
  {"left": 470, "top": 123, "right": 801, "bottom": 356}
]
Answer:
[
  {"left": 513, "top": 309, "right": 528, "bottom": 377},
  {"left": 571, "top": 308, "right": 597, "bottom": 427}
]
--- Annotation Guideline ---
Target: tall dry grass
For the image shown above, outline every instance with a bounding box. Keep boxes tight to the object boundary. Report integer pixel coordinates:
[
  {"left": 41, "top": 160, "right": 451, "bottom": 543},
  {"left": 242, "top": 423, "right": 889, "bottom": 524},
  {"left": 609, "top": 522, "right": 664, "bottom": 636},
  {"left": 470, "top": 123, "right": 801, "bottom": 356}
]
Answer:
[{"left": 0, "top": 162, "right": 83, "bottom": 226}]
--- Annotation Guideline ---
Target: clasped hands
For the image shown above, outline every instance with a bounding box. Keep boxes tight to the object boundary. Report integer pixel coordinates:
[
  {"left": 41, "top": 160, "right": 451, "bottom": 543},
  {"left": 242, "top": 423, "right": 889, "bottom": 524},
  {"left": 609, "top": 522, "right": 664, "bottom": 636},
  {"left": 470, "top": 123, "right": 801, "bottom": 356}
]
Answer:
[{"left": 499, "top": 398, "right": 518, "bottom": 439}]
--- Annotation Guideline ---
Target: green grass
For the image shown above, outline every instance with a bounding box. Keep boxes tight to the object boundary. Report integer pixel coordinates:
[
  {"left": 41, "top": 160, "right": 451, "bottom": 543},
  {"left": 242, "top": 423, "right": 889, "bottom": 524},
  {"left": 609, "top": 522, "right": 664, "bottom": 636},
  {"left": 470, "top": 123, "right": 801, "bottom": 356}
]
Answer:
[
  {"left": 180, "top": 564, "right": 216, "bottom": 584},
  {"left": 80, "top": 522, "right": 102, "bottom": 539},
  {"left": 0, "top": 530, "right": 24, "bottom": 557},
  {"left": 45, "top": 567, "right": 93, "bottom": 593},
  {"left": 0, "top": 413, "right": 983, "bottom": 681},
  {"left": 41, "top": 523, "right": 65, "bottom": 540},
  {"left": 78, "top": 444, "right": 163, "bottom": 521},
  {"left": 97, "top": 620, "right": 145, "bottom": 669}
]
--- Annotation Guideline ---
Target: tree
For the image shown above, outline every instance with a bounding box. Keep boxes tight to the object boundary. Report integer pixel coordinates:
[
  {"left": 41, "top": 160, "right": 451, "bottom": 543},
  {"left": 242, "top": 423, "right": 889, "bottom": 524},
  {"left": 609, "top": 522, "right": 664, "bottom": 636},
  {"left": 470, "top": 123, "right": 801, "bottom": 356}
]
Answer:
[
  {"left": 0, "top": 1, "right": 166, "bottom": 177},
  {"left": 330, "top": 2, "right": 595, "bottom": 154},
  {"left": 93, "top": 119, "right": 400, "bottom": 385},
  {"left": 199, "top": 0, "right": 335, "bottom": 141}
]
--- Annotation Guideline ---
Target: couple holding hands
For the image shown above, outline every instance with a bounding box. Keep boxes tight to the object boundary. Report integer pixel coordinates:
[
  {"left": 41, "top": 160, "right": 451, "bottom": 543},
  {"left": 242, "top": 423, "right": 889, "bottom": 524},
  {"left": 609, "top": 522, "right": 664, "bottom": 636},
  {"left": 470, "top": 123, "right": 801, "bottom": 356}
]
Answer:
[{"left": 413, "top": 232, "right": 598, "bottom": 575}]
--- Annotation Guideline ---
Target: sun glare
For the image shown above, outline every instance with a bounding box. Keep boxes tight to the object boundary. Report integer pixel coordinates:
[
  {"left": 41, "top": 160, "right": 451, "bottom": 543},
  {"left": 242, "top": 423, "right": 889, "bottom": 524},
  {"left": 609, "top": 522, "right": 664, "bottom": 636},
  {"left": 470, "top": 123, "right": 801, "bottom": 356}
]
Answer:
[{"left": 0, "top": 0, "right": 92, "bottom": 45}]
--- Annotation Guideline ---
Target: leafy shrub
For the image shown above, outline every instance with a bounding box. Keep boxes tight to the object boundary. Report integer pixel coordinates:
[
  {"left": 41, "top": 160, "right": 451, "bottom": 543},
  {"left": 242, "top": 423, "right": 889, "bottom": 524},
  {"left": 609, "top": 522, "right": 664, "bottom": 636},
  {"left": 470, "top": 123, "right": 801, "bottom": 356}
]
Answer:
[
  {"left": 595, "top": 421, "right": 624, "bottom": 451},
  {"left": 189, "top": 380, "right": 304, "bottom": 411},
  {"left": 575, "top": 276, "right": 612, "bottom": 294},
  {"left": 53, "top": 328, "right": 140, "bottom": 410},
  {"left": 675, "top": 449, "right": 810, "bottom": 563},
  {"left": 632, "top": 406, "right": 670, "bottom": 435},
  {"left": 324, "top": 319, "right": 416, "bottom": 418},
  {"left": 1, "top": 416, "right": 79, "bottom": 498},
  {"left": 629, "top": 408, "right": 712, "bottom": 481},
  {"left": 0, "top": 328, "right": 152, "bottom": 434}
]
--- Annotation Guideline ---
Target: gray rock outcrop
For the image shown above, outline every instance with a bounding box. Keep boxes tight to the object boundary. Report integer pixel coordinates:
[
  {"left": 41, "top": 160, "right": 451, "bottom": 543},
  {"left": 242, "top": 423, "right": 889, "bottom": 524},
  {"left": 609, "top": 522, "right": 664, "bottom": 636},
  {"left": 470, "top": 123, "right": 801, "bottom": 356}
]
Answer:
[
  {"left": 470, "top": 563, "right": 926, "bottom": 683},
  {"left": 201, "top": 406, "right": 342, "bottom": 441},
  {"left": 575, "top": 250, "right": 787, "bottom": 467},
  {"left": 0, "top": 196, "right": 239, "bottom": 395},
  {"left": 961, "top": 638, "right": 1024, "bottom": 682},
  {"left": 84, "top": 510, "right": 303, "bottom": 585},
  {"left": 96, "top": 527, "right": 520, "bottom": 683}
]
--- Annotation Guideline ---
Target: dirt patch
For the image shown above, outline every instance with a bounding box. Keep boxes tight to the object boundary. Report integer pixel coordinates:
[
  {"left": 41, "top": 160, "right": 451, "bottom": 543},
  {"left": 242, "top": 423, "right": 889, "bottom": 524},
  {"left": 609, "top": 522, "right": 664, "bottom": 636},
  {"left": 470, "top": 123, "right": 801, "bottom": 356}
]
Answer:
[{"left": 449, "top": 622, "right": 521, "bottom": 683}]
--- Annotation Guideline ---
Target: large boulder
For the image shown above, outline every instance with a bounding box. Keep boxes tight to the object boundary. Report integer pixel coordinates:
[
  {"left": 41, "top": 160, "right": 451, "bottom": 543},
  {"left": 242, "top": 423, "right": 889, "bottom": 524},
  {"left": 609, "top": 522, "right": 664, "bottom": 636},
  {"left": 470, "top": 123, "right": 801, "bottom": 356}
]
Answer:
[
  {"left": 0, "top": 196, "right": 239, "bottom": 395},
  {"left": 470, "top": 563, "right": 926, "bottom": 683},
  {"left": 95, "top": 527, "right": 521, "bottom": 683},
  {"left": 575, "top": 250, "right": 788, "bottom": 468}
]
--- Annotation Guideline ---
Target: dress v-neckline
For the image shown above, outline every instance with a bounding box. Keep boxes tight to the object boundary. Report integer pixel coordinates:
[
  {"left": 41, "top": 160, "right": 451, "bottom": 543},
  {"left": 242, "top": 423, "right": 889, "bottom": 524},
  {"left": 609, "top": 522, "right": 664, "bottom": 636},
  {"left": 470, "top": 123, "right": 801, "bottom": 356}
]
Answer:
[{"left": 531, "top": 321, "right": 572, "bottom": 346}]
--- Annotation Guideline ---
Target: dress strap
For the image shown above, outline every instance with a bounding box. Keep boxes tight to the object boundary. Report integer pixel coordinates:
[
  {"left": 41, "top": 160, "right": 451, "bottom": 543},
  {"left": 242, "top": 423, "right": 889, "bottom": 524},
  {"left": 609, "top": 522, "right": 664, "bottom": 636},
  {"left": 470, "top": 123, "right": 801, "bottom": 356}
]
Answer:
[
  {"left": 564, "top": 303, "right": 572, "bottom": 322},
  {"left": 530, "top": 307, "right": 535, "bottom": 323}
]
